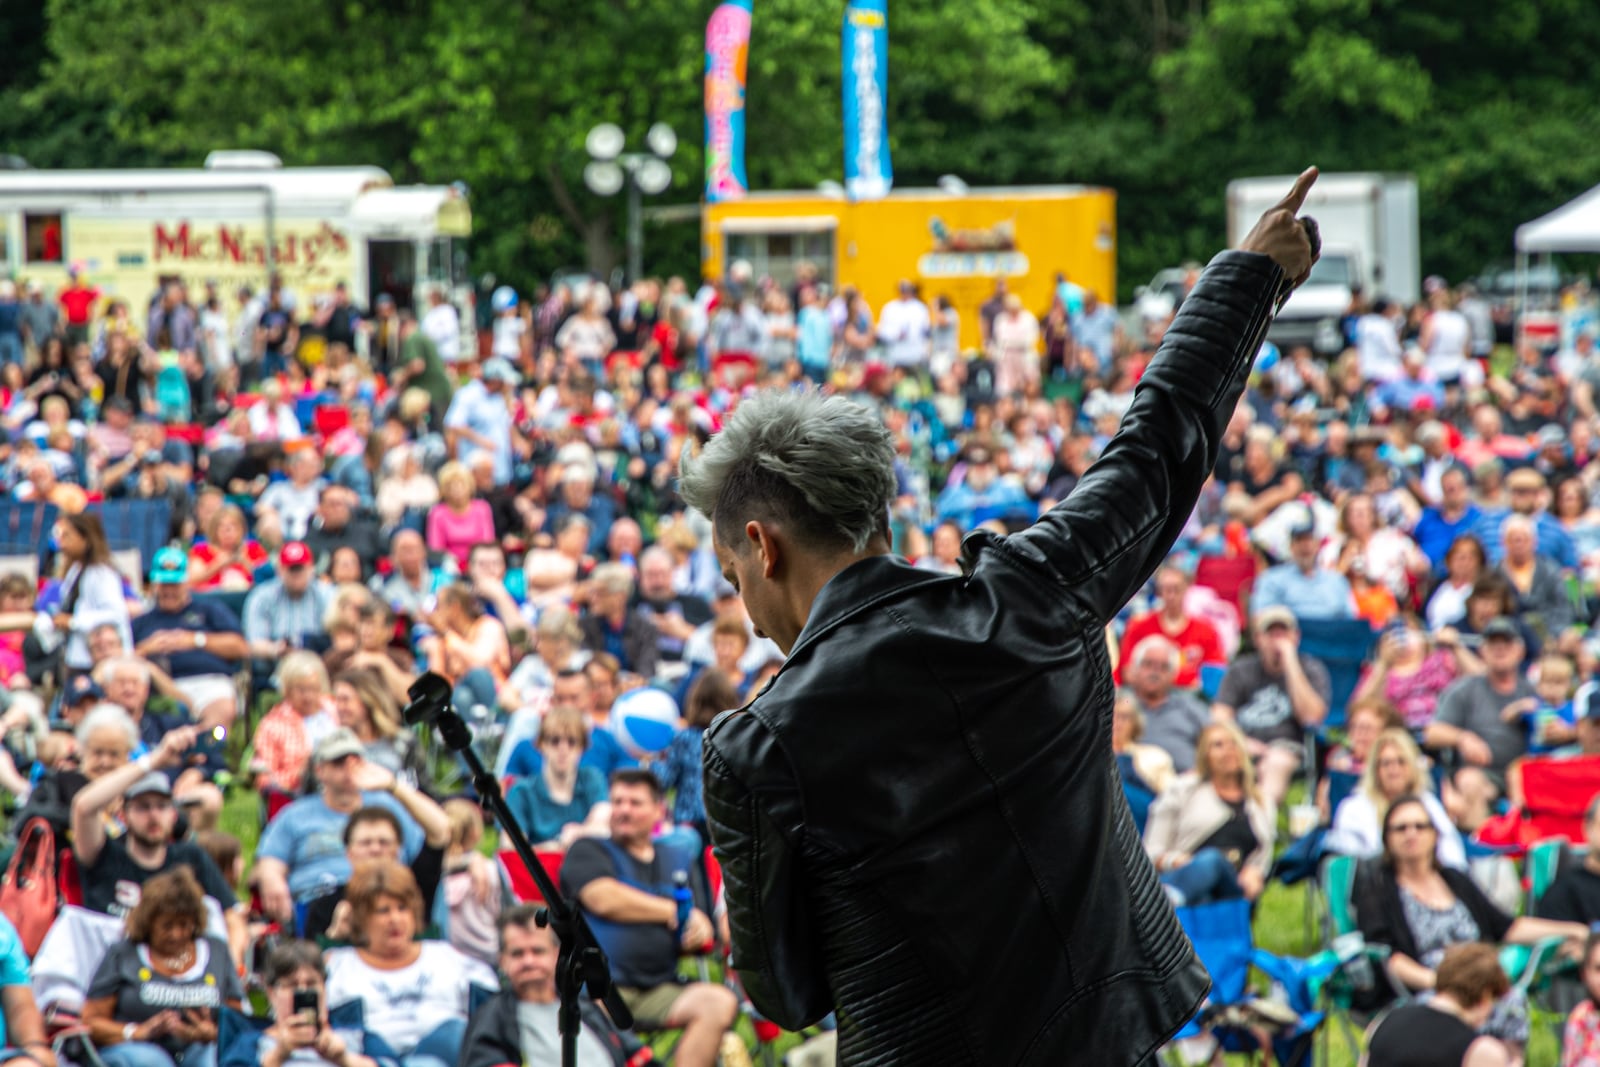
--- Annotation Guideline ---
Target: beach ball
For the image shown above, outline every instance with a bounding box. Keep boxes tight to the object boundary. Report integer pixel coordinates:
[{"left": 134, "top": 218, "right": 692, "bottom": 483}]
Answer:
[{"left": 609, "top": 686, "right": 680, "bottom": 759}]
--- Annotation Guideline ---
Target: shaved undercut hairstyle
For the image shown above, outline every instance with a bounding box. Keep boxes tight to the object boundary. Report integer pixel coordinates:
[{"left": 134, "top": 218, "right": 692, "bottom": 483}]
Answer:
[{"left": 679, "top": 389, "right": 896, "bottom": 554}]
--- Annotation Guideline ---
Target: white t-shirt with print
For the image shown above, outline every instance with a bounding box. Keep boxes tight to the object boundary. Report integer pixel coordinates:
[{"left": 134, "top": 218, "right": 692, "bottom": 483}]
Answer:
[{"left": 324, "top": 941, "right": 496, "bottom": 1054}]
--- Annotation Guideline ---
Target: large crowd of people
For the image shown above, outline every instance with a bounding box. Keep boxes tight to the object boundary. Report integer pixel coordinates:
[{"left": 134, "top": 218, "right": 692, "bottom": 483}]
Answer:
[{"left": 0, "top": 254, "right": 1599, "bottom": 1066}]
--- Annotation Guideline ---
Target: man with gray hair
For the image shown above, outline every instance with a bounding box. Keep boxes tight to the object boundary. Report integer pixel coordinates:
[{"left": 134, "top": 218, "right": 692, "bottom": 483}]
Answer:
[
  {"left": 95, "top": 654, "right": 225, "bottom": 827},
  {"left": 684, "top": 168, "right": 1322, "bottom": 1063},
  {"left": 1124, "top": 636, "right": 1211, "bottom": 773},
  {"left": 579, "top": 562, "right": 657, "bottom": 677},
  {"left": 1496, "top": 512, "right": 1576, "bottom": 640},
  {"left": 635, "top": 545, "right": 712, "bottom": 665}
]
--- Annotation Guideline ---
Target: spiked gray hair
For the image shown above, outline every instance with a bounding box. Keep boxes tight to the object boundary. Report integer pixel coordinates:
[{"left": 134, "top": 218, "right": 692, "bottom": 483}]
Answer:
[{"left": 679, "top": 389, "right": 896, "bottom": 554}]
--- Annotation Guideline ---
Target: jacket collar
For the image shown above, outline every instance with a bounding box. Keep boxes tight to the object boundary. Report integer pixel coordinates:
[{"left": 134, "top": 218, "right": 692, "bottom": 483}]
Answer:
[{"left": 783, "top": 553, "right": 952, "bottom": 665}]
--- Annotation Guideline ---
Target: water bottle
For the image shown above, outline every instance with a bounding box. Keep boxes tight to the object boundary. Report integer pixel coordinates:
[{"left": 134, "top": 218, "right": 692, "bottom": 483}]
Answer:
[{"left": 672, "top": 870, "right": 693, "bottom": 934}]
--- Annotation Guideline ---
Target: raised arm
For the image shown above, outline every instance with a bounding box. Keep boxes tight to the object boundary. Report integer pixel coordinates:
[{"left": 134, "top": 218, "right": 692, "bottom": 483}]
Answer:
[
  {"left": 1014, "top": 170, "right": 1317, "bottom": 623},
  {"left": 73, "top": 726, "right": 196, "bottom": 866}
]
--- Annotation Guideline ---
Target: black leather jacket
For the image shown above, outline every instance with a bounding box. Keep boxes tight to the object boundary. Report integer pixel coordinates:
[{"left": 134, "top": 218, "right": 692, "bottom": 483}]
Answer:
[{"left": 702, "top": 251, "right": 1287, "bottom": 1065}]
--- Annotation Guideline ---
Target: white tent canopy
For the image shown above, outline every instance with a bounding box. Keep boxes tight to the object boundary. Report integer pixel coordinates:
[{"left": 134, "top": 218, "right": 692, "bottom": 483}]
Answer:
[{"left": 1516, "top": 182, "right": 1600, "bottom": 253}]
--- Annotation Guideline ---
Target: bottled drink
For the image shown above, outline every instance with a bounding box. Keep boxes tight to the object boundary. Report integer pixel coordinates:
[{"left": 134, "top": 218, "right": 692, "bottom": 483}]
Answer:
[{"left": 672, "top": 870, "right": 693, "bottom": 934}]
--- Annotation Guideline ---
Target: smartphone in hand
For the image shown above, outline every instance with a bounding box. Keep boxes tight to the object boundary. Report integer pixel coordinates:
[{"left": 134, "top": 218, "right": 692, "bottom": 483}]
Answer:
[{"left": 292, "top": 987, "right": 321, "bottom": 1031}]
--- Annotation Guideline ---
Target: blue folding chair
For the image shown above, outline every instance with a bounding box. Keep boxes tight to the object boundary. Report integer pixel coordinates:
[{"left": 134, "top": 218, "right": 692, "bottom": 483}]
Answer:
[
  {"left": 1169, "top": 897, "right": 1328, "bottom": 1066},
  {"left": 1295, "top": 617, "right": 1379, "bottom": 730}
]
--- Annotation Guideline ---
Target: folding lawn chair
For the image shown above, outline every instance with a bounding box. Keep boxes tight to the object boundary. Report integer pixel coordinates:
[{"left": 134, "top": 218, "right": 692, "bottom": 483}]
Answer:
[
  {"left": 1163, "top": 897, "right": 1329, "bottom": 1067},
  {"left": 498, "top": 848, "right": 565, "bottom": 904},
  {"left": 1194, "top": 554, "right": 1257, "bottom": 623},
  {"left": 1519, "top": 755, "right": 1600, "bottom": 845},
  {"left": 1294, "top": 616, "right": 1378, "bottom": 732},
  {"left": 1313, "top": 854, "right": 1411, "bottom": 1063}
]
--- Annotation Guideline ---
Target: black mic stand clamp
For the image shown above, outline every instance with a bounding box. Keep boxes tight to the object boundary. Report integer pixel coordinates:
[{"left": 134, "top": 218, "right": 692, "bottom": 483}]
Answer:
[{"left": 403, "top": 673, "right": 633, "bottom": 1067}]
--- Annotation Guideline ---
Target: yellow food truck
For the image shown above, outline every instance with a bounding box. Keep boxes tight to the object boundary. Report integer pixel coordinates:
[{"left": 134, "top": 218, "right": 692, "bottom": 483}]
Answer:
[
  {"left": 0, "top": 151, "right": 473, "bottom": 319},
  {"left": 702, "top": 185, "right": 1116, "bottom": 351}
]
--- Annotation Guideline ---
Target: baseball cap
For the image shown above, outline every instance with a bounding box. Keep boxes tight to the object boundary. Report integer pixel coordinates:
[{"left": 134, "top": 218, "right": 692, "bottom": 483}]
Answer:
[
  {"left": 1538, "top": 424, "right": 1567, "bottom": 448},
  {"left": 279, "top": 541, "right": 313, "bottom": 569},
  {"left": 313, "top": 727, "right": 366, "bottom": 764},
  {"left": 1288, "top": 507, "right": 1318, "bottom": 539},
  {"left": 149, "top": 546, "right": 188, "bottom": 585},
  {"left": 65, "top": 675, "right": 105, "bottom": 704},
  {"left": 1482, "top": 617, "right": 1521, "bottom": 641},
  {"left": 125, "top": 772, "right": 173, "bottom": 801},
  {"left": 1253, "top": 605, "right": 1298, "bottom": 633},
  {"left": 482, "top": 358, "right": 520, "bottom": 385}
]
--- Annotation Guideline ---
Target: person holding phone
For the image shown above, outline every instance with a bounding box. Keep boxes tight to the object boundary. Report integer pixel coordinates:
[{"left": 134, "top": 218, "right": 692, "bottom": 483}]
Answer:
[
  {"left": 220, "top": 941, "right": 397, "bottom": 1067},
  {"left": 83, "top": 867, "right": 243, "bottom": 1067}
]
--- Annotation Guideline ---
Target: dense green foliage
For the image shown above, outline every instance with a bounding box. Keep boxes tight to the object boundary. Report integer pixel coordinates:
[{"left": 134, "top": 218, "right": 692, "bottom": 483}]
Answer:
[{"left": 4, "top": 0, "right": 1600, "bottom": 299}]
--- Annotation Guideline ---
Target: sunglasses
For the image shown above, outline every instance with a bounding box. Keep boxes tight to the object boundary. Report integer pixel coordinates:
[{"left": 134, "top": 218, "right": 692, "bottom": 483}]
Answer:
[
  {"left": 541, "top": 736, "right": 582, "bottom": 748},
  {"left": 1388, "top": 821, "right": 1433, "bottom": 834}
]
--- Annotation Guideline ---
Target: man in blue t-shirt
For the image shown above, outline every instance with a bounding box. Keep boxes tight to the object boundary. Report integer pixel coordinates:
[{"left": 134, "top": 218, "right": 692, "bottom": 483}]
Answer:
[
  {"left": 253, "top": 729, "right": 426, "bottom": 928},
  {"left": 561, "top": 770, "right": 736, "bottom": 1065},
  {"left": 1411, "top": 465, "right": 1482, "bottom": 572},
  {"left": 130, "top": 546, "right": 250, "bottom": 732}
]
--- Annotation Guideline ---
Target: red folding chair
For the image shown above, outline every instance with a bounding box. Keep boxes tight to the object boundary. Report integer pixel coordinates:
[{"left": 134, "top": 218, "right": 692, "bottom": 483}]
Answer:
[
  {"left": 498, "top": 849, "right": 565, "bottom": 904},
  {"left": 1519, "top": 755, "right": 1600, "bottom": 845},
  {"left": 1194, "top": 554, "right": 1258, "bottom": 622},
  {"left": 1476, "top": 755, "right": 1600, "bottom": 856}
]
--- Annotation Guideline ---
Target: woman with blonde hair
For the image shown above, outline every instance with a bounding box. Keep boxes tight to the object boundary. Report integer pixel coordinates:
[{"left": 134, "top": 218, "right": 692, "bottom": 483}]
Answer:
[
  {"left": 254, "top": 652, "right": 337, "bottom": 794},
  {"left": 1326, "top": 727, "right": 1467, "bottom": 869},
  {"left": 500, "top": 607, "right": 588, "bottom": 720},
  {"left": 375, "top": 443, "right": 439, "bottom": 526},
  {"left": 1223, "top": 424, "right": 1305, "bottom": 527},
  {"left": 1144, "top": 722, "right": 1275, "bottom": 906},
  {"left": 425, "top": 461, "right": 493, "bottom": 571},
  {"left": 331, "top": 667, "right": 422, "bottom": 784},
  {"left": 657, "top": 514, "right": 720, "bottom": 601},
  {"left": 1319, "top": 491, "right": 1431, "bottom": 599},
  {"left": 188, "top": 504, "right": 269, "bottom": 591}
]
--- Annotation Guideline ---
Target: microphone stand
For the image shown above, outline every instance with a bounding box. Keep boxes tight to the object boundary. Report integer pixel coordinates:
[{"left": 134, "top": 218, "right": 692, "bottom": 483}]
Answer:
[{"left": 403, "top": 673, "right": 633, "bottom": 1067}]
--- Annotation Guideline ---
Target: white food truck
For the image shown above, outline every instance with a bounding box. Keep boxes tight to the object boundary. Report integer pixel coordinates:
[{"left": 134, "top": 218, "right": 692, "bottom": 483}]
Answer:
[{"left": 0, "top": 151, "right": 473, "bottom": 325}]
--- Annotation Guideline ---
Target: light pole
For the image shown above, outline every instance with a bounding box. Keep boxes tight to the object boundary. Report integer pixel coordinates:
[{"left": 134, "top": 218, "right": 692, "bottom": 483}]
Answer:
[{"left": 583, "top": 122, "right": 677, "bottom": 282}]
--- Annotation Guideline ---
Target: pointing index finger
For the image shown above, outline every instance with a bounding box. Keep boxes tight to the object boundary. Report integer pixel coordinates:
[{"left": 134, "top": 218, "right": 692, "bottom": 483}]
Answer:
[{"left": 1276, "top": 166, "right": 1319, "bottom": 214}]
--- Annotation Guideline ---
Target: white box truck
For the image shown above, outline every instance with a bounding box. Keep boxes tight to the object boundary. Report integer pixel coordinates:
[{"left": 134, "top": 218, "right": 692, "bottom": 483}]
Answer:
[{"left": 1226, "top": 172, "right": 1419, "bottom": 354}]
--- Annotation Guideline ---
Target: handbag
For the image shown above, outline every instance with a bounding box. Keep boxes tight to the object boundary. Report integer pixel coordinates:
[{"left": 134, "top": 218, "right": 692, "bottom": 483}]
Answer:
[{"left": 0, "top": 816, "right": 59, "bottom": 957}]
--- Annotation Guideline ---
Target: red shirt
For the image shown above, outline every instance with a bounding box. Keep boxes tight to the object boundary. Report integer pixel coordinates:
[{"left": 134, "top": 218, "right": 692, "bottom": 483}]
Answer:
[
  {"left": 191, "top": 541, "right": 269, "bottom": 591},
  {"left": 1116, "top": 612, "right": 1224, "bottom": 689},
  {"left": 58, "top": 285, "right": 100, "bottom": 325}
]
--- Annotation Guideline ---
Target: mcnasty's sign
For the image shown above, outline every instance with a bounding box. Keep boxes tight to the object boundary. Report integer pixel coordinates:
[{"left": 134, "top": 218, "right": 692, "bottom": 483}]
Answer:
[
  {"left": 63, "top": 216, "right": 360, "bottom": 316},
  {"left": 153, "top": 220, "right": 352, "bottom": 271}
]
